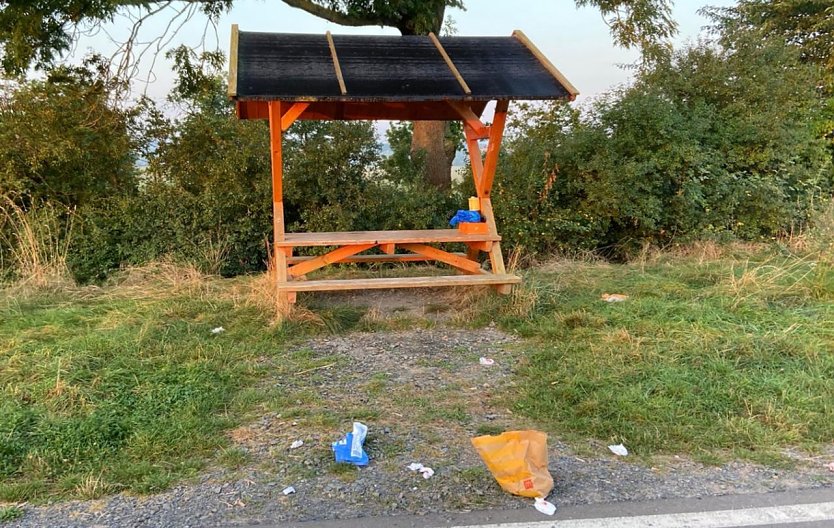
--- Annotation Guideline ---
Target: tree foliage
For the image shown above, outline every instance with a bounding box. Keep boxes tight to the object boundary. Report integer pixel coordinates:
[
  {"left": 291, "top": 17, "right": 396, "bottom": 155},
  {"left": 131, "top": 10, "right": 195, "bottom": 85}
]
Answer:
[
  {"left": 494, "top": 29, "right": 832, "bottom": 256},
  {"left": 0, "top": 58, "right": 138, "bottom": 207}
]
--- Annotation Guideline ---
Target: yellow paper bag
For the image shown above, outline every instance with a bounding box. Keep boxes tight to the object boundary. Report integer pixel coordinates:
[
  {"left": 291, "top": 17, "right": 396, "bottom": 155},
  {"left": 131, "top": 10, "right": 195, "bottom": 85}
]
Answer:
[{"left": 471, "top": 430, "right": 553, "bottom": 498}]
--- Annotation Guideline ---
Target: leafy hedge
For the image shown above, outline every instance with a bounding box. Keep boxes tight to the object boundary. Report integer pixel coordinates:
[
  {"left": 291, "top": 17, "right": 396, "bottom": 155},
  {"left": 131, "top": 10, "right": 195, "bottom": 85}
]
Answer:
[{"left": 492, "top": 35, "right": 833, "bottom": 257}]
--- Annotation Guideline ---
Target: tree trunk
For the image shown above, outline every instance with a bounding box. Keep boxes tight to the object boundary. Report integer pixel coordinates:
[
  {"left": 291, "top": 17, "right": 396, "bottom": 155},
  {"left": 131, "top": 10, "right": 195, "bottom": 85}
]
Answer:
[
  {"left": 411, "top": 121, "right": 453, "bottom": 188},
  {"left": 402, "top": 3, "right": 452, "bottom": 188}
]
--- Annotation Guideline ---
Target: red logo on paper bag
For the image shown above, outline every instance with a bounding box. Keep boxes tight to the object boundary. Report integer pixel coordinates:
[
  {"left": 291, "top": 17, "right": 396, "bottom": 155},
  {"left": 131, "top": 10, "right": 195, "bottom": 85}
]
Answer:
[{"left": 523, "top": 479, "right": 534, "bottom": 490}]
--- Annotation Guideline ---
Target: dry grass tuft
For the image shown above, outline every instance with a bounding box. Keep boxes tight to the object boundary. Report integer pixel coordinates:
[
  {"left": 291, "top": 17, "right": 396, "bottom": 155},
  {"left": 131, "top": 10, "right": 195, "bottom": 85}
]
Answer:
[
  {"left": 0, "top": 196, "right": 74, "bottom": 290},
  {"left": 74, "top": 473, "right": 115, "bottom": 500},
  {"left": 102, "top": 260, "right": 214, "bottom": 301}
]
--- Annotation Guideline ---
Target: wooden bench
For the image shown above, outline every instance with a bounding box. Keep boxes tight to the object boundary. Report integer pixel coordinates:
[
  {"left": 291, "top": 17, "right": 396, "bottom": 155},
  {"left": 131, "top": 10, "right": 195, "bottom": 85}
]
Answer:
[{"left": 276, "top": 229, "right": 519, "bottom": 295}]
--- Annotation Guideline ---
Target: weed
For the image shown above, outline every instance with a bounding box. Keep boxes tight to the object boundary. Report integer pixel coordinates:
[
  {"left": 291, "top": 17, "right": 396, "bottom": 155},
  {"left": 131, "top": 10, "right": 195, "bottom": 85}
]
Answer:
[
  {"left": 217, "top": 447, "right": 250, "bottom": 469},
  {"left": 0, "top": 506, "right": 23, "bottom": 522},
  {"left": 327, "top": 463, "right": 358, "bottom": 482},
  {"left": 475, "top": 424, "right": 504, "bottom": 436}
]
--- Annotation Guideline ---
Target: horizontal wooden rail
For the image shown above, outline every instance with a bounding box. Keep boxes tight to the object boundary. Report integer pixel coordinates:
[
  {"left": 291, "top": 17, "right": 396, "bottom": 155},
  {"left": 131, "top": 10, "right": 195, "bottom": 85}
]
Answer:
[
  {"left": 274, "top": 229, "right": 500, "bottom": 247},
  {"left": 278, "top": 274, "right": 521, "bottom": 292},
  {"left": 286, "top": 252, "right": 468, "bottom": 265}
]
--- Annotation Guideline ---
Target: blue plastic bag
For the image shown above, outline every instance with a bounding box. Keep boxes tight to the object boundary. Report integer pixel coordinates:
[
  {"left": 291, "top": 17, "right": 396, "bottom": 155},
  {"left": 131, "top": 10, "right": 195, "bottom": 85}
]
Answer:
[
  {"left": 449, "top": 210, "right": 482, "bottom": 227},
  {"left": 332, "top": 422, "right": 369, "bottom": 466}
]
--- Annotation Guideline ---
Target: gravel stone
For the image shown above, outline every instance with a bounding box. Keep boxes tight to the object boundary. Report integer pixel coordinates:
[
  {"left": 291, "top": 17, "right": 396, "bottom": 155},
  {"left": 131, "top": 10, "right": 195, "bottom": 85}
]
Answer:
[{"left": 9, "top": 326, "right": 833, "bottom": 528}]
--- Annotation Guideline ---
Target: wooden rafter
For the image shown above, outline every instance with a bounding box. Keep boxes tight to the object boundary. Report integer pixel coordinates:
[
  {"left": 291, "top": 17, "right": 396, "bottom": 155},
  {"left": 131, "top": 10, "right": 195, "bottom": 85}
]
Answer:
[
  {"left": 228, "top": 24, "right": 239, "bottom": 97},
  {"left": 512, "top": 30, "right": 579, "bottom": 100},
  {"left": 429, "top": 32, "right": 471, "bottom": 95},
  {"left": 326, "top": 31, "right": 348, "bottom": 95}
]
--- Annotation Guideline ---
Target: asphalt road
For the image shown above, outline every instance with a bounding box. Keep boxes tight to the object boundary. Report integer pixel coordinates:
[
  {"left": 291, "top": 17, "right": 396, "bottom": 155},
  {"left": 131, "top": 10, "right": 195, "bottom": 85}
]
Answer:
[{"left": 276, "top": 488, "right": 834, "bottom": 528}]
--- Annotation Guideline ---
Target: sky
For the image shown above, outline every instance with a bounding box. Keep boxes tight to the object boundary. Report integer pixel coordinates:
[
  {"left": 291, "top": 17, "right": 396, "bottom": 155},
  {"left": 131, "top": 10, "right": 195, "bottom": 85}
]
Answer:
[{"left": 73, "top": 0, "right": 739, "bottom": 106}]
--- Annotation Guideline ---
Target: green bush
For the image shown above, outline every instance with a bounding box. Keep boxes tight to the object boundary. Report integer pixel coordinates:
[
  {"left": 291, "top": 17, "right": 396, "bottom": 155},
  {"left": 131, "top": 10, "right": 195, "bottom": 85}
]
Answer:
[{"left": 493, "top": 35, "right": 833, "bottom": 257}]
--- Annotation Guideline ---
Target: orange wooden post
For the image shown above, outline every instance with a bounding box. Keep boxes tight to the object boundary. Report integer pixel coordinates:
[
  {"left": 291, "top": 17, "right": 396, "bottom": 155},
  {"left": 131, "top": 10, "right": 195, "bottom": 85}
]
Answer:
[
  {"left": 268, "top": 101, "right": 294, "bottom": 313},
  {"left": 479, "top": 100, "right": 511, "bottom": 293},
  {"left": 464, "top": 125, "right": 485, "bottom": 198}
]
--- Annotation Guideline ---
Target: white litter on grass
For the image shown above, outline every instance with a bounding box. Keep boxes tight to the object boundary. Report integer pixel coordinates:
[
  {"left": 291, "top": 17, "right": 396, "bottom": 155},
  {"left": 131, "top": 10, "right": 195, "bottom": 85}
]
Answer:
[
  {"left": 407, "top": 462, "right": 435, "bottom": 479},
  {"left": 601, "top": 293, "right": 629, "bottom": 302},
  {"left": 282, "top": 486, "right": 296, "bottom": 495},
  {"left": 479, "top": 357, "right": 496, "bottom": 366},
  {"left": 608, "top": 443, "right": 629, "bottom": 456},
  {"left": 534, "top": 497, "right": 557, "bottom": 516},
  {"left": 290, "top": 440, "right": 304, "bottom": 450},
  {"left": 211, "top": 327, "right": 225, "bottom": 334},
  {"left": 827, "top": 461, "right": 834, "bottom": 472}
]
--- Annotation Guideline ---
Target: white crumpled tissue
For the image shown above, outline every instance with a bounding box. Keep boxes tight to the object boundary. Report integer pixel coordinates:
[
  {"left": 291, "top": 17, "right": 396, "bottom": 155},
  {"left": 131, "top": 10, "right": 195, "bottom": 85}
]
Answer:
[
  {"left": 407, "top": 462, "right": 435, "bottom": 479},
  {"left": 211, "top": 327, "right": 225, "bottom": 334},
  {"left": 479, "top": 357, "right": 495, "bottom": 366},
  {"left": 608, "top": 443, "right": 629, "bottom": 456},
  {"left": 290, "top": 440, "right": 304, "bottom": 449}
]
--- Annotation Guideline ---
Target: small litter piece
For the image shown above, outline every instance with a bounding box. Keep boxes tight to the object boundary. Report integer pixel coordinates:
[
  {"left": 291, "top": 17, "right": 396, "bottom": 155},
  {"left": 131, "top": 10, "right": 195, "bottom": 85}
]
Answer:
[
  {"left": 479, "top": 357, "right": 496, "bottom": 366},
  {"left": 290, "top": 440, "right": 304, "bottom": 450},
  {"left": 608, "top": 443, "right": 629, "bottom": 456},
  {"left": 282, "top": 486, "right": 296, "bottom": 495},
  {"left": 332, "top": 422, "right": 369, "bottom": 466},
  {"left": 827, "top": 461, "right": 834, "bottom": 472},
  {"left": 211, "top": 326, "right": 225, "bottom": 334},
  {"left": 407, "top": 462, "right": 435, "bottom": 479},
  {"left": 534, "top": 497, "right": 557, "bottom": 516},
  {"left": 601, "top": 293, "right": 629, "bottom": 302}
]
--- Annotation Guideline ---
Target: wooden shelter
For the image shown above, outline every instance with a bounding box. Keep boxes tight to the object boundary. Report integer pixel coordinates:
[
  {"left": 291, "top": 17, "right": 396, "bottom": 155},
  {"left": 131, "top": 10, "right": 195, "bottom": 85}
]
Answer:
[{"left": 228, "top": 26, "right": 578, "bottom": 311}]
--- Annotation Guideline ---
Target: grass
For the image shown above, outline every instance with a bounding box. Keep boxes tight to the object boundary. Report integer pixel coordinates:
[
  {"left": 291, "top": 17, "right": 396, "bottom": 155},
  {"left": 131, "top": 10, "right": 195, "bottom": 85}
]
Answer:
[
  {"left": 0, "top": 506, "right": 23, "bottom": 522},
  {"left": 495, "top": 242, "right": 834, "bottom": 463},
  {"left": 0, "top": 264, "right": 341, "bottom": 503},
  {"left": 2, "top": 230, "right": 834, "bottom": 506}
]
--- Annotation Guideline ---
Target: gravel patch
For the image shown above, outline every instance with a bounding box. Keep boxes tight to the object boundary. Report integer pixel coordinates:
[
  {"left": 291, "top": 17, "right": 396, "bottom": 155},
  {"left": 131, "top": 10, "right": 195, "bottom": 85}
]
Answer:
[{"left": 9, "top": 327, "right": 834, "bottom": 528}]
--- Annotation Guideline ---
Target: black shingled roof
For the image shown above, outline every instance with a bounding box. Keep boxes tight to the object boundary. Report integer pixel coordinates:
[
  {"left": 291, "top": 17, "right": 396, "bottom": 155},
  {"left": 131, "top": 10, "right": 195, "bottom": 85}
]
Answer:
[{"left": 228, "top": 28, "right": 577, "bottom": 103}]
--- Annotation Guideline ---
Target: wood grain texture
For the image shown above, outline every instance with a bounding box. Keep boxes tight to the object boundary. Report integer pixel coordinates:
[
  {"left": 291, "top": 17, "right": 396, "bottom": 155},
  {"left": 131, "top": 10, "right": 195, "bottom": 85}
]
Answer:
[
  {"left": 429, "top": 32, "right": 471, "bottom": 95},
  {"left": 326, "top": 31, "right": 348, "bottom": 95},
  {"left": 287, "top": 243, "right": 375, "bottom": 277},
  {"left": 228, "top": 24, "right": 239, "bottom": 97},
  {"left": 274, "top": 229, "right": 500, "bottom": 247},
  {"left": 512, "top": 29, "right": 579, "bottom": 100},
  {"left": 398, "top": 243, "right": 482, "bottom": 274},
  {"left": 286, "top": 252, "right": 467, "bottom": 264},
  {"left": 278, "top": 274, "right": 521, "bottom": 292}
]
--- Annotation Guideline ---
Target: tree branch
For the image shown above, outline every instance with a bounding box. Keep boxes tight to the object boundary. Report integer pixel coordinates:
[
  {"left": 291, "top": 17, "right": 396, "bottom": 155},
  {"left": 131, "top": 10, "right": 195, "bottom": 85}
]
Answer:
[{"left": 280, "top": 0, "right": 392, "bottom": 27}]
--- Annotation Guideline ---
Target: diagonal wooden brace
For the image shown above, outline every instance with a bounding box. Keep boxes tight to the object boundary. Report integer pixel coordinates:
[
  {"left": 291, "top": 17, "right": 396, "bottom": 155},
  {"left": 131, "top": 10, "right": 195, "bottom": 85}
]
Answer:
[
  {"left": 288, "top": 243, "right": 375, "bottom": 278},
  {"left": 448, "top": 101, "right": 489, "bottom": 139},
  {"left": 399, "top": 243, "right": 482, "bottom": 274},
  {"left": 281, "top": 102, "right": 310, "bottom": 131}
]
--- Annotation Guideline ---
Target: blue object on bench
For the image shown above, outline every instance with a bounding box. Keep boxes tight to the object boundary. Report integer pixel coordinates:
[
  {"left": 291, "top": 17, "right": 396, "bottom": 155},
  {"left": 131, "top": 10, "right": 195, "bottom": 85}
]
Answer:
[{"left": 449, "top": 210, "right": 482, "bottom": 227}]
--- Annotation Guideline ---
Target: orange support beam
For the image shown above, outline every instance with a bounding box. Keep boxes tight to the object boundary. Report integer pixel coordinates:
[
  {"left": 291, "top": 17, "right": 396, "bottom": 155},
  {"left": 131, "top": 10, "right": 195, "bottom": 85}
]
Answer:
[
  {"left": 399, "top": 243, "right": 482, "bottom": 274},
  {"left": 464, "top": 126, "right": 486, "bottom": 197},
  {"left": 281, "top": 102, "right": 310, "bottom": 131},
  {"left": 481, "top": 100, "right": 509, "bottom": 197},
  {"left": 288, "top": 244, "right": 376, "bottom": 278},
  {"left": 268, "top": 101, "right": 294, "bottom": 308},
  {"left": 448, "top": 101, "right": 489, "bottom": 139}
]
